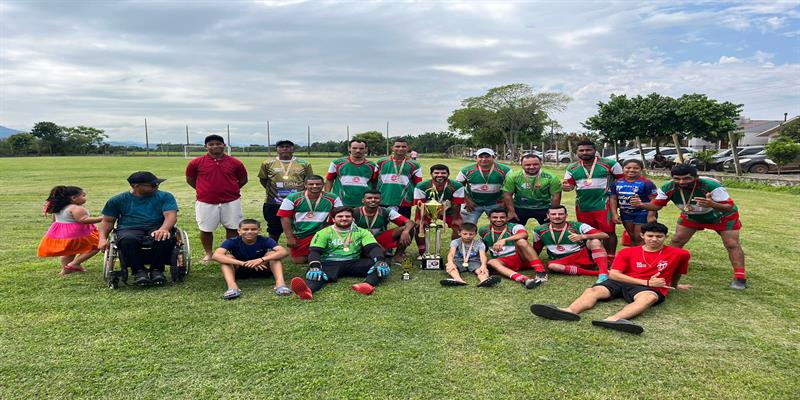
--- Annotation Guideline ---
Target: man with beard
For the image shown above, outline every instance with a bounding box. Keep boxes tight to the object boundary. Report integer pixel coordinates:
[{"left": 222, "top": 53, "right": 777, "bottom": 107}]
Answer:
[
  {"left": 325, "top": 139, "right": 378, "bottom": 207},
  {"left": 290, "top": 207, "right": 391, "bottom": 299},
  {"left": 186, "top": 134, "right": 248, "bottom": 264},
  {"left": 258, "top": 139, "right": 313, "bottom": 241},
  {"left": 532, "top": 205, "right": 610, "bottom": 280},
  {"left": 413, "top": 164, "right": 466, "bottom": 253},
  {"left": 277, "top": 175, "right": 342, "bottom": 264},
  {"left": 375, "top": 138, "right": 422, "bottom": 219},
  {"left": 562, "top": 140, "right": 622, "bottom": 282},
  {"left": 457, "top": 148, "right": 511, "bottom": 224},
  {"left": 503, "top": 153, "right": 562, "bottom": 226},
  {"left": 482, "top": 208, "right": 547, "bottom": 289},
  {"left": 352, "top": 190, "right": 415, "bottom": 263},
  {"left": 630, "top": 164, "right": 747, "bottom": 289}
]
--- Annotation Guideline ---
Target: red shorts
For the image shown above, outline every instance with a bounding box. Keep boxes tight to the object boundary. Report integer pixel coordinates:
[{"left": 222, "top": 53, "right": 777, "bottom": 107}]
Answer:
[
  {"left": 290, "top": 235, "right": 314, "bottom": 258},
  {"left": 677, "top": 215, "right": 742, "bottom": 232},
  {"left": 576, "top": 207, "right": 615, "bottom": 233},
  {"left": 494, "top": 254, "right": 528, "bottom": 272},
  {"left": 375, "top": 230, "right": 398, "bottom": 250},
  {"left": 547, "top": 249, "right": 595, "bottom": 268}
]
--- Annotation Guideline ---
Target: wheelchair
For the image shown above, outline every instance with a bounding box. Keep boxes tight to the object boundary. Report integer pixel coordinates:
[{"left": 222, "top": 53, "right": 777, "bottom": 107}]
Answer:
[{"left": 102, "top": 228, "right": 191, "bottom": 289}]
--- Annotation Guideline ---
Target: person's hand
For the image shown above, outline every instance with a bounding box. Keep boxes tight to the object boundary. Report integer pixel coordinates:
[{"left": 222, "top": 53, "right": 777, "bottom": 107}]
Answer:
[
  {"left": 98, "top": 237, "right": 109, "bottom": 251},
  {"left": 286, "top": 236, "right": 297, "bottom": 248},
  {"left": 612, "top": 214, "right": 623, "bottom": 224},
  {"left": 306, "top": 264, "right": 328, "bottom": 281},
  {"left": 561, "top": 179, "right": 574, "bottom": 192},
  {"left": 676, "top": 283, "right": 693, "bottom": 290},
  {"left": 476, "top": 266, "right": 488, "bottom": 276},
  {"left": 368, "top": 261, "right": 391, "bottom": 278},
  {"left": 464, "top": 198, "right": 476, "bottom": 212},
  {"left": 242, "top": 258, "right": 264, "bottom": 268},
  {"left": 507, "top": 211, "right": 518, "bottom": 222},
  {"left": 629, "top": 194, "right": 643, "bottom": 207},
  {"left": 692, "top": 193, "right": 715, "bottom": 208},
  {"left": 399, "top": 231, "right": 412, "bottom": 246},
  {"left": 647, "top": 272, "right": 666, "bottom": 287},
  {"left": 492, "top": 239, "right": 505, "bottom": 252},
  {"left": 647, "top": 214, "right": 658, "bottom": 223},
  {"left": 151, "top": 229, "right": 171, "bottom": 241},
  {"left": 568, "top": 232, "right": 585, "bottom": 242}
]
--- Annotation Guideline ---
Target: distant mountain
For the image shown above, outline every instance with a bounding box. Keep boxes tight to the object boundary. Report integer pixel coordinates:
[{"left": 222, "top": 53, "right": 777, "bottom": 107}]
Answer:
[
  {"left": 0, "top": 125, "right": 22, "bottom": 138},
  {"left": 108, "top": 140, "right": 146, "bottom": 147}
]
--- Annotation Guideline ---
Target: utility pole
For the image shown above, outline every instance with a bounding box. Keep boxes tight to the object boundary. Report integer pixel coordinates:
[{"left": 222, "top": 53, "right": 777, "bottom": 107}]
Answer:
[
  {"left": 227, "top": 124, "right": 231, "bottom": 154},
  {"left": 267, "top": 120, "right": 271, "bottom": 155},
  {"left": 347, "top": 124, "right": 350, "bottom": 142},
  {"left": 144, "top": 118, "right": 150, "bottom": 156},
  {"left": 307, "top": 125, "right": 311, "bottom": 156},
  {"left": 386, "top": 120, "right": 390, "bottom": 156},
  {"left": 185, "top": 125, "right": 189, "bottom": 146}
]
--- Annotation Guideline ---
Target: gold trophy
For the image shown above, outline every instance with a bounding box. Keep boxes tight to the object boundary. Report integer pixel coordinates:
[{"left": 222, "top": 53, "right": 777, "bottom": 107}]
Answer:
[
  {"left": 401, "top": 257, "right": 412, "bottom": 280},
  {"left": 417, "top": 198, "right": 448, "bottom": 270}
]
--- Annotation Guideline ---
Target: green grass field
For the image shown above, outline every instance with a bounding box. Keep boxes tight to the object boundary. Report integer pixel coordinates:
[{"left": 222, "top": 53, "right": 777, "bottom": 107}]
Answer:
[{"left": 1, "top": 156, "right": 798, "bottom": 399}]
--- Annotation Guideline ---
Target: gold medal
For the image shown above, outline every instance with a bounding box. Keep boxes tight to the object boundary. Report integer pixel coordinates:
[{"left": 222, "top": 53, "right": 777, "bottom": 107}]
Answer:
[
  {"left": 462, "top": 261, "right": 469, "bottom": 267},
  {"left": 283, "top": 175, "right": 289, "bottom": 180},
  {"left": 581, "top": 157, "right": 597, "bottom": 186},
  {"left": 343, "top": 246, "right": 350, "bottom": 252},
  {"left": 677, "top": 180, "right": 698, "bottom": 213},
  {"left": 277, "top": 157, "right": 295, "bottom": 181}
]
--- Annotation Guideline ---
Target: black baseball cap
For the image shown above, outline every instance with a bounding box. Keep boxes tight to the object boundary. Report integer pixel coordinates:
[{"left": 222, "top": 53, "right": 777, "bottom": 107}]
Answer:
[
  {"left": 205, "top": 134, "right": 225, "bottom": 144},
  {"left": 127, "top": 171, "right": 167, "bottom": 185},
  {"left": 275, "top": 139, "right": 295, "bottom": 147}
]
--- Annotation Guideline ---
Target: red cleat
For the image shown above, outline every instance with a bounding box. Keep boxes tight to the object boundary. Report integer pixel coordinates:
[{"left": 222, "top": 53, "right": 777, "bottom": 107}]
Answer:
[
  {"left": 351, "top": 282, "right": 375, "bottom": 295},
  {"left": 291, "top": 277, "right": 313, "bottom": 300}
]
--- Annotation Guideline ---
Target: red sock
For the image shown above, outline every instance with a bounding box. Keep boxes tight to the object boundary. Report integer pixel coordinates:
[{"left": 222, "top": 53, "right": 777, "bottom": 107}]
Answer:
[
  {"left": 510, "top": 273, "right": 529, "bottom": 283},
  {"left": 529, "top": 259, "right": 545, "bottom": 273},
  {"left": 563, "top": 265, "right": 599, "bottom": 276},
  {"left": 733, "top": 267, "right": 746, "bottom": 280},
  {"left": 591, "top": 249, "right": 609, "bottom": 275}
]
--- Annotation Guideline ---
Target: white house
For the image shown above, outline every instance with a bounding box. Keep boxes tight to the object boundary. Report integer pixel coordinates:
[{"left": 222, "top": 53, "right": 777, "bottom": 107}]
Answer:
[{"left": 689, "top": 116, "right": 797, "bottom": 149}]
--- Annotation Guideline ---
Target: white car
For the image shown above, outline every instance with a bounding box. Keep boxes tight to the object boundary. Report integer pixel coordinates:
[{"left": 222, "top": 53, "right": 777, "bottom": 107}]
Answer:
[
  {"left": 545, "top": 150, "right": 572, "bottom": 163},
  {"left": 610, "top": 147, "right": 656, "bottom": 161},
  {"left": 643, "top": 147, "right": 698, "bottom": 161}
]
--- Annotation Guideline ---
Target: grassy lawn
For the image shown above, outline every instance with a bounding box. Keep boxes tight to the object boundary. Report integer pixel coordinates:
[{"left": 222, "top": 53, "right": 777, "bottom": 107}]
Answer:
[{"left": 1, "top": 156, "right": 798, "bottom": 399}]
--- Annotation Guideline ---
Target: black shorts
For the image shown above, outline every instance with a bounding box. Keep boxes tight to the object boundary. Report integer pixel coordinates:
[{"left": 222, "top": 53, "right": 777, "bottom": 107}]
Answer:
[
  {"left": 262, "top": 203, "right": 284, "bottom": 236},
  {"left": 235, "top": 266, "right": 274, "bottom": 279},
  {"left": 513, "top": 208, "right": 549, "bottom": 226},
  {"left": 593, "top": 279, "right": 665, "bottom": 305}
]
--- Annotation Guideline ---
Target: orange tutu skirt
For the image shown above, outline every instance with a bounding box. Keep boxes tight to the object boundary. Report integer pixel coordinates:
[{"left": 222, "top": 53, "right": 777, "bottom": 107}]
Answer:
[{"left": 37, "top": 222, "right": 99, "bottom": 257}]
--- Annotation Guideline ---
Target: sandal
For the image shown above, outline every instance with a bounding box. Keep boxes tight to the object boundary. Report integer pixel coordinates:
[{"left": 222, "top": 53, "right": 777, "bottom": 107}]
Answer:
[
  {"left": 222, "top": 288, "right": 241, "bottom": 300},
  {"left": 440, "top": 278, "right": 468, "bottom": 287},
  {"left": 477, "top": 276, "right": 501, "bottom": 288},
  {"left": 274, "top": 285, "right": 292, "bottom": 296}
]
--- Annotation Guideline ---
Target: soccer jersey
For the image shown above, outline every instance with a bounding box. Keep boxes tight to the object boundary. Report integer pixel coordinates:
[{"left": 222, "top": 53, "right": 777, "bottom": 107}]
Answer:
[
  {"left": 457, "top": 162, "right": 511, "bottom": 207},
  {"left": 610, "top": 177, "right": 657, "bottom": 214},
  {"left": 502, "top": 170, "right": 562, "bottom": 210},
  {"left": 652, "top": 178, "right": 738, "bottom": 224},
  {"left": 276, "top": 192, "right": 342, "bottom": 238},
  {"left": 258, "top": 157, "right": 313, "bottom": 204},
  {"left": 413, "top": 179, "right": 466, "bottom": 217},
  {"left": 564, "top": 157, "right": 623, "bottom": 211},
  {"left": 220, "top": 235, "right": 277, "bottom": 261},
  {"left": 310, "top": 225, "right": 378, "bottom": 262},
  {"left": 450, "top": 238, "right": 486, "bottom": 262},
  {"left": 375, "top": 156, "right": 423, "bottom": 207},
  {"left": 352, "top": 206, "right": 409, "bottom": 236},
  {"left": 479, "top": 223, "right": 526, "bottom": 257},
  {"left": 612, "top": 245, "right": 690, "bottom": 296},
  {"left": 533, "top": 221, "right": 600, "bottom": 260},
  {"left": 326, "top": 157, "right": 379, "bottom": 206}
]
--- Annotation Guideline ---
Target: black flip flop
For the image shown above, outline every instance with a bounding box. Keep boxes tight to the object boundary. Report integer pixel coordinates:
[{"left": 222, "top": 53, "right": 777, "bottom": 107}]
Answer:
[
  {"left": 477, "top": 276, "right": 501, "bottom": 288},
  {"left": 530, "top": 304, "right": 580, "bottom": 321},
  {"left": 591, "top": 319, "right": 644, "bottom": 334},
  {"left": 440, "top": 279, "right": 468, "bottom": 287}
]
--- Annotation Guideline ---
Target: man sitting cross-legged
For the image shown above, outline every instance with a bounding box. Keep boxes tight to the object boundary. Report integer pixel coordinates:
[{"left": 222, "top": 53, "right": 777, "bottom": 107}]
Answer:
[
  {"left": 290, "top": 206, "right": 391, "bottom": 299},
  {"left": 351, "top": 190, "right": 415, "bottom": 264},
  {"left": 211, "top": 219, "right": 290, "bottom": 300},
  {"left": 531, "top": 222, "right": 691, "bottom": 334},
  {"left": 482, "top": 208, "right": 547, "bottom": 289},
  {"left": 532, "top": 205, "right": 610, "bottom": 283}
]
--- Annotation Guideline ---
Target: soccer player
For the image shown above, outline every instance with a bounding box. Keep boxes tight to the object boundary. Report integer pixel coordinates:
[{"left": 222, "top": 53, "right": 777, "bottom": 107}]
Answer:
[
  {"left": 630, "top": 164, "right": 747, "bottom": 289},
  {"left": 531, "top": 222, "right": 691, "bottom": 334},
  {"left": 212, "top": 219, "right": 291, "bottom": 300},
  {"left": 352, "top": 190, "right": 415, "bottom": 263},
  {"left": 562, "top": 140, "right": 622, "bottom": 265},
  {"left": 532, "top": 205, "right": 610, "bottom": 282},
  {"left": 185, "top": 134, "right": 248, "bottom": 264},
  {"left": 375, "top": 138, "right": 423, "bottom": 218},
  {"left": 277, "top": 175, "right": 342, "bottom": 264},
  {"left": 482, "top": 208, "right": 547, "bottom": 289},
  {"left": 457, "top": 148, "right": 511, "bottom": 224},
  {"left": 325, "top": 139, "right": 378, "bottom": 207},
  {"left": 413, "top": 164, "right": 466, "bottom": 253},
  {"left": 609, "top": 159, "right": 658, "bottom": 247},
  {"left": 258, "top": 139, "right": 313, "bottom": 241},
  {"left": 503, "top": 153, "right": 562, "bottom": 226},
  {"left": 290, "top": 207, "right": 391, "bottom": 299}
]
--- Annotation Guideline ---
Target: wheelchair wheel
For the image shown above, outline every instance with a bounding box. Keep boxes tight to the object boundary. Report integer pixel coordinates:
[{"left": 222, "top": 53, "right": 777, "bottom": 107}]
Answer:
[
  {"left": 103, "top": 232, "right": 119, "bottom": 289},
  {"left": 171, "top": 228, "right": 191, "bottom": 283}
]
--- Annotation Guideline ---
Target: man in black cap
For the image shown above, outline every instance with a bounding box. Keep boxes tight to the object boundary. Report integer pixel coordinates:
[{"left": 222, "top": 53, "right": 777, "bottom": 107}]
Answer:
[
  {"left": 258, "top": 139, "right": 313, "bottom": 241},
  {"left": 98, "top": 171, "right": 179, "bottom": 285}
]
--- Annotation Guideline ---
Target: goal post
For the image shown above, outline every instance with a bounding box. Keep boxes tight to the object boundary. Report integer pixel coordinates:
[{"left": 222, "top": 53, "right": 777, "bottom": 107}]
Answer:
[{"left": 183, "top": 145, "right": 207, "bottom": 159}]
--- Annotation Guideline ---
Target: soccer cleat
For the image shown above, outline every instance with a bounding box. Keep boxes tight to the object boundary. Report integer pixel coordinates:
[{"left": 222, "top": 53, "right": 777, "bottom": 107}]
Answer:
[
  {"left": 524, "top": 278, "right": 543, "bottom": 290},
  {"left": 730, "top": 278, "right": 747, "bottom": 290},
  {"left": 591, "top": 319, "right": 644, "bottom": 334},
  {"left": 440, "top": 279, "right": 468, "bottom": 287},
  {"left": 351, "top": 282, "right": 375, "bottom": 295},
  {"left": 535, "top": 272, "right": 548, "bottom": 282},
  {"left": 595, "top": 274, "right": 609, "bottom": 284},
  {"left": 290, "top": 277, "right": 313, "bottom": 300},
  {"left": 530, "top": 304, "right": 580, "bottom": 321},
  {"left": 150, "top": 270, "right": 166, "bottom": 285},
  {"left": 133, "top": 270, "right": 151, "bottom": 285}
]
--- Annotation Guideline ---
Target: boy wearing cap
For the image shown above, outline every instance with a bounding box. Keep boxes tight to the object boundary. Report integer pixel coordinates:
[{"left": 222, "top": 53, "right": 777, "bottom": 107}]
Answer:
[
  {"left": 98, "top": 171, "right": 179, "bottom": 285},
  {"left": 258, "top": 139, "right": 313, "bottom": 241},
  {"left": 456, "top": 148, "right": 511, "bottom": 224},
  {"left": 186, "top": 134, "right": 248, "bottom": 264}
]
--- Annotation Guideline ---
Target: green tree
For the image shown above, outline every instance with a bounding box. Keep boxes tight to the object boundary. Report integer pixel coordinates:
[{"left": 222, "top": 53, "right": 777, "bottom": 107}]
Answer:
[
  {"left": 352, "top": 131, "right": 387, "bottom": 156},
  {"left": 65, "top": 126, "right": 107, "bottom": 154},
  {"left": 402, "top": 131, "right": 470, "bottom": 154},
  {"left": 448, "top": 83, "right": 571, "bottom": 160},
  {"left": 765, "top": 138, "right": 800, "bottom": 174},
  {"left": 30, "top": 121, "right": 66, "bottom": 154},
  {"left": 583, "top": 94, "right": 639, "bottom": 162},
  {"left": 779, "top": 118, "right": 800, "bottom": 142},
  {"left": 676, "top": 94, "right": 743, "bottom": 172},
  {"left": 6, "top": 133, "right": 37, "bottom": 155}
]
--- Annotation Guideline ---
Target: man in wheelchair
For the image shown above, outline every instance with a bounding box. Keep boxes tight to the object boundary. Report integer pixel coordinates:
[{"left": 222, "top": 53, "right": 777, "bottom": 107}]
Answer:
[{"left": 99, "top": 171, "right": 180, "bottom": 286}]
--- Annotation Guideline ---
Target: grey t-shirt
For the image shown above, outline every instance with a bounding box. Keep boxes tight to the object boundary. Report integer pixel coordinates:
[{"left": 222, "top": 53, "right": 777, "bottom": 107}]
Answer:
[{"left": 450, "top": 238, "right": 485, "bottom": 262}]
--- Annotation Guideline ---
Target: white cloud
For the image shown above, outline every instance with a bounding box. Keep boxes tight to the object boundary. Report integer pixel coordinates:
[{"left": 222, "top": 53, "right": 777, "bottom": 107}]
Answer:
[
  {"left": 423, "top": 35, "right": 500, "bottom": 49},
  {"left": 428, "top": 65, "right": 498, "bottom": 77},
  {"left": 719, "top": 56, "right": 743, "bottom": 64},
  {"left": 551, "top": 26, "right": 610, "bottom": 48}
]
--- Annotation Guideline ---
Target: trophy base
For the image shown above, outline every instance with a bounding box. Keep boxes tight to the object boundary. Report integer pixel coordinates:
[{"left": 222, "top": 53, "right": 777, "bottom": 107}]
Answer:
[
  {"left": 420, "top": 257, "right": 443, "bottom": 270},
  {"left": 401, "top": 272, "right": 411, "bottom": 280}
]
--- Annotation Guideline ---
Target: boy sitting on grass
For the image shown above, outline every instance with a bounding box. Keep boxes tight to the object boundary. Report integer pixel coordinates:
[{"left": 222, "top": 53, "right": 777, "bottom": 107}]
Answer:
[
  {"left": 441, "top": 223, "right": 500, "bottom": 288},
  {"left": 212, "top": 218, "right": 291, "bottom": 300}
]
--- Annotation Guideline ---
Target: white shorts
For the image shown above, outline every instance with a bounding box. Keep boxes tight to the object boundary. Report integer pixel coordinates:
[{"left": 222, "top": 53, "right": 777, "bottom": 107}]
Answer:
[{"left": 195, "top": 199, "right": 243, "bottom": 232}]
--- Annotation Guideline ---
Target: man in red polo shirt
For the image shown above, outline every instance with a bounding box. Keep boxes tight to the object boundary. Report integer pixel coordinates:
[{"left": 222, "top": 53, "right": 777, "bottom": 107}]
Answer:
[{"left": 186, "top": 134, "right": 248, "bottom": 263}]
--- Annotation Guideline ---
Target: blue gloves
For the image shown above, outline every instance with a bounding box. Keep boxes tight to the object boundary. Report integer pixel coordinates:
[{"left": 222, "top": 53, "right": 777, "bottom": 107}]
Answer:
[
  {"left": 306, "top": 262, "right": 328, "bottom": 281},
  {"left": 368, "top": 261, "right": 391, "bottom": 278}
]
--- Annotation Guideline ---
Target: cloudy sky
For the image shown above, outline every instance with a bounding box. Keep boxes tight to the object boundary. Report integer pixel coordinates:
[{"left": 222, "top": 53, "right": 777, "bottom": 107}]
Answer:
[{"left": 1, "top": 0, "right": 798, "bottom": 145}]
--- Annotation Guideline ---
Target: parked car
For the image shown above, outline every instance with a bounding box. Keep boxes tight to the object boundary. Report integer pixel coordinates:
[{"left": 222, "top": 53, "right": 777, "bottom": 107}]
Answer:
[
  {"left": 610, "top": 147, "right": 656, "bottom": 162},
  {"left": 643, "top": 147, "right": 698, "bottom": 162},
  {"left": 690, "top": 146, "right": 764, "bottom": 171},
  {"left": 722, "top": 150, "right": 800, "bottom": 174},
  {"left": 545, "top": 150, "right": 572, "bottom": 163}
]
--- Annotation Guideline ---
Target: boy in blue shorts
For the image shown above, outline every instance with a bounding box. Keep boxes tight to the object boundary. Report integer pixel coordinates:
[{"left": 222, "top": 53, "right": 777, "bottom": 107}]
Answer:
[
  {"left": 609, "top": 159, "right": 657, "bottom": 247},
  {"left": 212, "top": 219, "right": 291, "bottom": 300},
  {"left": 441, "top": 223, "right": 500, "bottom": 287}
]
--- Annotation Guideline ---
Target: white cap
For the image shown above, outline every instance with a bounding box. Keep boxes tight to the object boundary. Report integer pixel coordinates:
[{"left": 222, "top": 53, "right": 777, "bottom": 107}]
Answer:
[{"left": 475, "top": 148, "right": 495, "bottom": 156}]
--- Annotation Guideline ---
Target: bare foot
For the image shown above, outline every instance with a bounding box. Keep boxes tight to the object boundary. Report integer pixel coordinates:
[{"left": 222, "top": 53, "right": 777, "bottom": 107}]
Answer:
[{"left": 200, "top": 254, "right": 212, "bottom": 265}]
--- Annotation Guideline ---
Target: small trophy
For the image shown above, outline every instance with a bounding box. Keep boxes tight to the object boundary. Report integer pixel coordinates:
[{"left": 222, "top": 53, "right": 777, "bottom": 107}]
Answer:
[
  {"left": 418, "top": 198, "right": 447, "bottom": 270},
  {"left": 401, "top": 258, "right": 412, "bottom": 280}
]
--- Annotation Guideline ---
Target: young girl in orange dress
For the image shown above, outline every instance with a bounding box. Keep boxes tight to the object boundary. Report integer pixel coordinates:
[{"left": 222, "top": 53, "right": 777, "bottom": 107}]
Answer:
[{"left": 37, "top": 186, "right": 101, "bottom": 275}]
